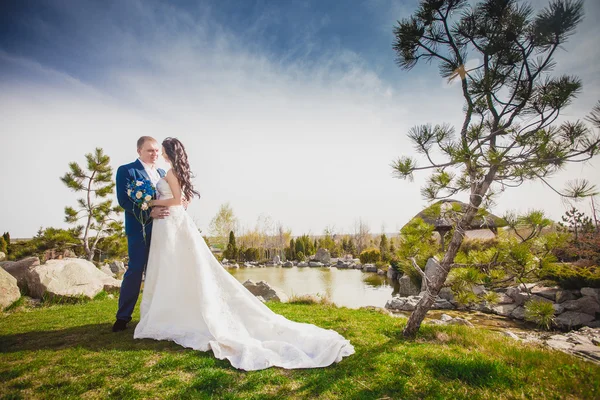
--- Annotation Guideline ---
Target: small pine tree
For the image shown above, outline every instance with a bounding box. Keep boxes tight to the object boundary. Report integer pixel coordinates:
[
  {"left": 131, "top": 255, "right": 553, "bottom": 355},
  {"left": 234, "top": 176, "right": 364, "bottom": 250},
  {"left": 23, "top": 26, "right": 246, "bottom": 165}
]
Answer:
[
  {"left": 0, "top": 236, "right": 7, "bottom": 254},
  {"left": 224, "top": 231, "right": 238, "bottom": 260}
]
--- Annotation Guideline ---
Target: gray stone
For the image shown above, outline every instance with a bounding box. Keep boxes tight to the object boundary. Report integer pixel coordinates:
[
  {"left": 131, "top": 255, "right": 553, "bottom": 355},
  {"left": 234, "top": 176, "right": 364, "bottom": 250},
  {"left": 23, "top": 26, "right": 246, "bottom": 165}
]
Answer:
[
  {"left": 282, "top": 261, "right": 293, "bottom": 268},
  {"left": 554, "top": 311, "right": 595, "bottom": 329},
  {"left": 438, "top": 287, "right": 455, "bottom": 302},
  {"left": 314, "top": 249, "right": 331, "bottom": 264},
  {"left": 511, "top": 306, "right": 526, "bottom": 320},
  {"left": 495, "top": 293, "right": 514, "bottom": 304},
  {"left": 297, "top": 262, "right": 308, "bottom": 268},
  {"left": 581, "top": 287, "right": 600, "bottom": 300},
  {"left": 397, "top": 275, "right": 421, "bottom": 297},
  {"left": 501, "top": 331, "right": 520, "bottom": 340},
  {"left": 556, "top": 290, "right": 578, "bottom": 303},
  {"left": 0, "top": 252, "right": 5, "bottom": 262},
  {"left": 1, "top": 256, "right": 41, "bottom": 291},
  {"left": 472, "top": 284, "right": 486, "bottom": 296},
  {"left": 363, "top": 264, "right": 377, "bottom": 273},
  {"left": 447, "top": 317, "right": 474, "bottom": 327},
  {"left": 492, "top": 303, "right": 519, "bottom": 317},
  {"left": 433, "top": 298, "right": 455, "bottom": 310},
  {"left": 387, "top": 267, "right": 399, "bottom": 280},
  {"left": 562, "top": 296, "right": 600, "bottom": 316},
  {"left": 553, "top": 303, "right": 565, "bottom": 315},
  {"left": 546, "top": 339, "right": 575, "bottom": 351},
  {"left": 440, "top": 314, "right": 453, "bottom": 322},
  {"left": 0, "top": 267, "right": 20, "bottom": 309},
  {"left": 272, "top": 255, "right": 281, "bottom": 264},
  {"left": 109, "top": 261, "right": 126, "bottom": 276},
  {"left": 308, "top": 261, "right": 324, "bottom": 268},
  {"left": 531, "top": 286, "right": 559, "bottom": 301},
  {"left": 385, "top": 295, "right": 422, "bottom": 311},
  {"left": 506, "top": 287, "right": 528, "bottom": 306},
  {"left": 377, "top": 269, "right": 386, "bottom": 275},
  {"left": 242, "top": 280, "right": 288, "bottom": 302}
]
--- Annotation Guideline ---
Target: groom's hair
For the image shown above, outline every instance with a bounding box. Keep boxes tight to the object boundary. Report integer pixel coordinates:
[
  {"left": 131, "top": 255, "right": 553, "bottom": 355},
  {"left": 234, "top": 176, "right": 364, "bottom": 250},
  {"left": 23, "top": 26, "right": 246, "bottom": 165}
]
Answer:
[{"left": 137, "top": 136, "right": 157, "bottom": 150}]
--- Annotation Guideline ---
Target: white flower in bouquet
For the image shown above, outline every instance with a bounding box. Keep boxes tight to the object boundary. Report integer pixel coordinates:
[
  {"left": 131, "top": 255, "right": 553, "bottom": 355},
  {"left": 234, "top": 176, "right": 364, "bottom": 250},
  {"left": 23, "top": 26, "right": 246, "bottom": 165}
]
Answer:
[
  {"left": 141, "top": 203, "right": 148, "bottom": 210},
  {"left": 127, "top": 189, "right": 132, "bottom": 196},
  {"left": 136, "top": 191, "right": 143, "bottom": 199},
  {"left": 136, "top": 180, "right": 143, "bottom": 186},
  {"left": 144, "top": 195, "right": 152, "bottom": 202}
]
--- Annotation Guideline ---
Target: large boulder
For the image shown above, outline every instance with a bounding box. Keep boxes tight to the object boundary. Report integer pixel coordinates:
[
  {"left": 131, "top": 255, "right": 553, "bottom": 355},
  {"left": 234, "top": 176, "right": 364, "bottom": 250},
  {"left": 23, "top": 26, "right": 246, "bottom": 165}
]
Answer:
[
  {"left": 397, "top": 275, "right": 421, "bottom": 297},
  {"left": 26, "top": 258, "right": 121, "bottom": 300},
  {"left": 0, "top": 267, "right": 20, "bottom": 309},
  {"left": 492, "top": 303, "right": 519, "bottom": 317},
  {"left": 100, "top": 264, "right": 116, "bottom": 277},
  {"left": 0, "top": 256, "right": 41, "bottom": 292},
  {"left": 314, "top": 248, "right": 331, "bottom": 264},
  {"left": 561, "top": 296, "right": 600, "bottom": 316},
  {"left": 385, "top": 295, "right": 422, "bottom": 311},
  {"left": 0, "top": 252, "right": 5, "bottom": 262},
  {"left": 282, "top": 261, "right": 294, "bottom": 268},
  {"left": 243, "top": 280, "right": 288, "bottom": 302}
]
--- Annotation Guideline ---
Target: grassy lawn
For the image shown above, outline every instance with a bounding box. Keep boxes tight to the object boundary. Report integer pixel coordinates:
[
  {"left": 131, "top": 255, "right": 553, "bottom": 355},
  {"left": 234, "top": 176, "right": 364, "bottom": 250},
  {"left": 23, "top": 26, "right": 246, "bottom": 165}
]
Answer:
[{"left": 1, "top": 297, "right": 599, "bottom": 399}]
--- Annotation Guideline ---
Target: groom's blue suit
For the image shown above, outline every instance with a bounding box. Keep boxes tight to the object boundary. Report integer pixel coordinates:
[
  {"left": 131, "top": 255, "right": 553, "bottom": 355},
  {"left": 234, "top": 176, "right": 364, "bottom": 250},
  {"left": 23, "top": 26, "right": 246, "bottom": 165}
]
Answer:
[{"left": 115, "top": 159, "right": 166, "bottom": 323}]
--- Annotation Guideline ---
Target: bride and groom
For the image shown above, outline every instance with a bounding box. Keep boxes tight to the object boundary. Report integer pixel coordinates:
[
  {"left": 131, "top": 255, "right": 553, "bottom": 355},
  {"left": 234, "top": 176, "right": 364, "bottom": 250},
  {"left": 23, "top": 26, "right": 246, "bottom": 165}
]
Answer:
[{"left": 112, "top": 136, "right": 355, "bottom": 371}]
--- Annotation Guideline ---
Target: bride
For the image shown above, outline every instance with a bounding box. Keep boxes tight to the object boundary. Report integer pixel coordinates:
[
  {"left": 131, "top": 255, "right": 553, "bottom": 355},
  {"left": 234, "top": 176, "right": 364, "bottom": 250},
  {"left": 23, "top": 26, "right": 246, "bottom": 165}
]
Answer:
[{"left": 133, "top": 137, "right": 355, "bottom": 371}]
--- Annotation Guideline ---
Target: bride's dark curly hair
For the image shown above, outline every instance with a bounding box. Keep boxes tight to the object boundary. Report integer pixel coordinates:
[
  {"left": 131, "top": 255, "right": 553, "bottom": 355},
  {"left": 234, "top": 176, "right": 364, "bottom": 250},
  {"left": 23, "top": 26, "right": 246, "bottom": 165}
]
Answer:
[{"left": 162, "top": 137, "right": 201, "bottom": 201}]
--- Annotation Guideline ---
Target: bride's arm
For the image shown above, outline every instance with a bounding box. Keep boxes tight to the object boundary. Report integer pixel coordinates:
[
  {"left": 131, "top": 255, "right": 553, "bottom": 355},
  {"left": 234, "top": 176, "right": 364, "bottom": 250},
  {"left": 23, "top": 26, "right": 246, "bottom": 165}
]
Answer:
[{"left": 150, "top": 170, "right": 183, "bottom": 207}]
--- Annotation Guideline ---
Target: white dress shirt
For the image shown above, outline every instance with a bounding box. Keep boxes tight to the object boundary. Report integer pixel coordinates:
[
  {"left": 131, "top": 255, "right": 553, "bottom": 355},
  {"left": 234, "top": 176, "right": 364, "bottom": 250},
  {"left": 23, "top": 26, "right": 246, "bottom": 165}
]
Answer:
[{"left": 138, "top": 158, "right": 161, "bottom": 187}]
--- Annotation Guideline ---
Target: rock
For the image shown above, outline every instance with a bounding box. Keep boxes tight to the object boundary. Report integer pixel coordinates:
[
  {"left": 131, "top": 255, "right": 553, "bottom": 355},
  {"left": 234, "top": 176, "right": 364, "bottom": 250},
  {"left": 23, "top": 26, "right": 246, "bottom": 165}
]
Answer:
[
  {"left": 584, "top": 320, "right": 600, "bottom": 328},
  {"left": 297, "top": 262, "right": 308, "bottom": 268},
  {"left": 531, "top": 286, "right": 559, "bottom": 301},
  {"left": 308, "top": 261, "right": 324, "bottom": 268},
  {"left": 581, "top": 287, "right": 600, "bottom": 300},
  {"left": 26, "top": 258, "right": 121, "bottom": 300},
  {"left": 362, "top": 264, "right": 377, "bottom": 273},
  {"left": 510, "top": 306, "right": 526, "bottom": 320},
  {"left": 433, "top": 298, "right": 455, "bottom": 310},
  {"left": 314, "top": 249, "right": 331, "bottom": 264},
  {"left": 109, "top": 261, "right": 126, "bottom": 276},
  {"left": 501, "top": 330, "right": 520, "bottom": 340},
  {"left": 0, "top": 252, "right": 5, "bottom": 262},
  {"left": 553, "top": 303, "right": 565, "bottom": 315},
  {"left": 242, "top": 280, "right": 288, "bottom": 302},
  {"left": 397, "top": 275, "right": 421, "bottom": 297},
  {"left": 272, "top": 255, "right": 281, "bottom": 264},
  {"left": 100, "top": 264, "right": 116, "bottom": 277},
  {"left": 385, "top": 295, "right": 422, "bottom": 311},
  {"left": 472, "top": 285, "right": 486, "bottom": 296},
  {"left": 0, "top": 267, "right": 20, "bottom": 309},
  {"left": 496, "top": 293, "right": 514, "bottom": 304},
  {"left": 377, "top": 269, "right": 386, "bottom": 275},
  {"left": 438, "top": 287, "right": 455, "bottom": 302},
  {"left": 554, "top": 311, "right": 595, "bottom": 329},
  {"left": 387, "top": 267, "right": 398, "bottom": 280},
  {"left": 556, "top": 290, "right": 578, "bottom": 303},
  {"left": 528, "top": 294, "right": 554, "bottom": 305},
  {"left": 352, "top": 263, "right": 363, "bottom": 269},
  {"left": 0, "top": 256, "right": 41, "bottom": 291},
  {"left": 440, "top": 314, "right": 453, "bottom": 322},
  {"left": 506, "top": 287, "right": 528, "bottom": 306},
  {"left": 421, "top": 258, "right": 440, "bottom": 292},
  {"left": 562, "top": 296, "right": 600, "bottom": 316},
  {"left": 492, "top": 303, "right": 519, "bottom": 317},
  {"left": 229, "top": 263, "right": 239, "bottom": 269},
  {"left": 546, "top": 339, "right": 575, "bottom": 351},
  {"left": 282, "top": 261, "right": 293, "bottom": 268}
]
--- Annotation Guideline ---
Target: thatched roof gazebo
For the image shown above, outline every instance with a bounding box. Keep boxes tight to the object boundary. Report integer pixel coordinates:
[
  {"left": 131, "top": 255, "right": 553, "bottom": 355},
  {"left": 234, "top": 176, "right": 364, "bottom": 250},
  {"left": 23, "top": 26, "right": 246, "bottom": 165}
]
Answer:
[{"left": 407, "top": 199, "right": 507, "bottom": 251}]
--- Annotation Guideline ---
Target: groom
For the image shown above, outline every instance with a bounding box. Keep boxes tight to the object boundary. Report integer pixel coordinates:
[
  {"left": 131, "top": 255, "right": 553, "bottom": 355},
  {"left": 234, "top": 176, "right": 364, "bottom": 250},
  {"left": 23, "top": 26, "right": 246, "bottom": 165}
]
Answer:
[{"left": 112, "top": 136, "right": 169, "bottom": 332}]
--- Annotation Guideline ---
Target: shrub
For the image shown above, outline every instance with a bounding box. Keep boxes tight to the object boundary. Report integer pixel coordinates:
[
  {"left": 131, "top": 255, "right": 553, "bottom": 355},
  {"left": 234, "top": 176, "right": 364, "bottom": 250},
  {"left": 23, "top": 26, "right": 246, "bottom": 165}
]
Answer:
[
  {"left": 359, "top": 248, "right": 381, "bottom": 264},
  {"left": 524, "top": 299, "right": 555, "bottom": 330},
  {"left": 296, "top": 251, "right": 305, "bottom": 262},
  {"left": 540, "top": 263, "right": 600, "bottom": 289}
]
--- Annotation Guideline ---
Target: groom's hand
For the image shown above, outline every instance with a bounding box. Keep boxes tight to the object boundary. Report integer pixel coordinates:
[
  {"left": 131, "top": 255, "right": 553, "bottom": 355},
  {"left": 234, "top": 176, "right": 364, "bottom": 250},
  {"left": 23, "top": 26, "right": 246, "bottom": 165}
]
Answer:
[{"left": 150, "top": 206, "right": 170, "bottom": 219}]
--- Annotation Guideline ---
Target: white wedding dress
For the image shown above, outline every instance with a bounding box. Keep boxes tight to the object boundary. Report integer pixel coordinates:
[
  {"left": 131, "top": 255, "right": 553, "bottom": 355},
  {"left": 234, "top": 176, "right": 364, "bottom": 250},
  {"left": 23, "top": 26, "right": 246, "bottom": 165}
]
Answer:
[{"left": 134, "top": 178, "right": 355, "bottom": 371}]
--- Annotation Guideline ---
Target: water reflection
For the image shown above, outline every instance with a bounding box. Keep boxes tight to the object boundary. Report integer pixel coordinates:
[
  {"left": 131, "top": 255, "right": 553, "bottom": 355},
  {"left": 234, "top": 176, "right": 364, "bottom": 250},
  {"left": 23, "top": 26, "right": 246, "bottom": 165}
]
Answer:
[{"left": 229, "top": 266, "right": 400, "bottom": 309}]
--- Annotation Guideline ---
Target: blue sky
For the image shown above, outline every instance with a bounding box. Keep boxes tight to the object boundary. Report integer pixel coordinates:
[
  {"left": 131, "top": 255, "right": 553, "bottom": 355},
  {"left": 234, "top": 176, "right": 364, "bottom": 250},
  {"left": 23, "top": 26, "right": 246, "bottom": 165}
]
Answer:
[{"left": 1, "top": 0, "right": 599, "bottom": 238}]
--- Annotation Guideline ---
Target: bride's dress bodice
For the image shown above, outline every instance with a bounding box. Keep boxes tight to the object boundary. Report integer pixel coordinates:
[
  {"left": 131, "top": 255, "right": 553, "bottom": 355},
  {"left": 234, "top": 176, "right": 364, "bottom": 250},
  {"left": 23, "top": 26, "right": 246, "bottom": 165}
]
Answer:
[{"left": 156, "top": 178, "right": 173, "bottom": 200}]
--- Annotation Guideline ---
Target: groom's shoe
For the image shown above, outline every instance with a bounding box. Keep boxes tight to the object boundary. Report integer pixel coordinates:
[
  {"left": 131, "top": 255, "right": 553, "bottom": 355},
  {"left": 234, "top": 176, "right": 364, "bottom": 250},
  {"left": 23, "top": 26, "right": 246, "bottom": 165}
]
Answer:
[{"left": 112, "top": 319, "right": 128, "bottom": 332}]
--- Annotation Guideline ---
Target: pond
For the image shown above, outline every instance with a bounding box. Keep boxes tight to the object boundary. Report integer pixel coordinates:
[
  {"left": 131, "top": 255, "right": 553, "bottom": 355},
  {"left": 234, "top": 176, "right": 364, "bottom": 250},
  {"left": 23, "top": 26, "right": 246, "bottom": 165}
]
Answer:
[{"left": 229, "top": 266, "right": 399, "bottom": 309}]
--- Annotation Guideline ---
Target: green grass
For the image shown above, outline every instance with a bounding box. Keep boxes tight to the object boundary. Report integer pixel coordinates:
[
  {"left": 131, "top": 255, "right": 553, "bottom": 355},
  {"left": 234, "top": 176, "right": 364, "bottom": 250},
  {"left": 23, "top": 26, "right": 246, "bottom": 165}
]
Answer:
[{"left": 1, "top": 297, "right": 599, "bottom": 399}]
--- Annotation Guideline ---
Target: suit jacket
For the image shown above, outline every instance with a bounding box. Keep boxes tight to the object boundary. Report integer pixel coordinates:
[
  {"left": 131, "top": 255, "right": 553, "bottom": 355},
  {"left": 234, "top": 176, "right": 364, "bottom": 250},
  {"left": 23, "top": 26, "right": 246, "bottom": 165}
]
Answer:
[{"left": 116, "top": 159, "right": 166, "bottom": 238}]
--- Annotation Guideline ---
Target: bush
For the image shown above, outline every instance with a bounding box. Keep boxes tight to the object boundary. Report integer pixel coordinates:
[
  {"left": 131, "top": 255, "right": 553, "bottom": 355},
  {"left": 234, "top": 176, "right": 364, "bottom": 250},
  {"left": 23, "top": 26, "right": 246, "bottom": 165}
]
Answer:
[
  {"left": 524, "top": 298, "right": 555, "bottom": 330},
  {"left": 540, "top": 263, "right": 600, "bottom": 289},
  {"left": 0, "top": 236, "right": 7, "bottom": 254},
  {"left": 359, "top": 248, "right": 381, "bottom": 264},
  {"left": 459, "top": 238, "right": 499, "bottom": 254},
  {"left": 296, "top": 251, "right": 305, "bottom": 262},
  {"left": 243, "top": 247, "right": 260, "bottom": 262}
]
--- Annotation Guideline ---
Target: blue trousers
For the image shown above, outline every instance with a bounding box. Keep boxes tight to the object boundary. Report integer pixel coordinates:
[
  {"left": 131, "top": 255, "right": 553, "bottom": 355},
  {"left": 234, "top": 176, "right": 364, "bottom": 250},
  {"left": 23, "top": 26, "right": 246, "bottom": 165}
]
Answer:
[{"left": 116, "top": 230, "right": 152, "bottom": 322}]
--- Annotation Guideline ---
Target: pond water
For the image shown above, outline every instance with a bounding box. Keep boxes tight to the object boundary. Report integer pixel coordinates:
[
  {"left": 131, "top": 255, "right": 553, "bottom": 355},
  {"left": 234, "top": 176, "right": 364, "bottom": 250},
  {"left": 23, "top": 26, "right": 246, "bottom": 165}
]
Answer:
[{"left": 229, "top": 266, "right": 400, "bottom": 309}]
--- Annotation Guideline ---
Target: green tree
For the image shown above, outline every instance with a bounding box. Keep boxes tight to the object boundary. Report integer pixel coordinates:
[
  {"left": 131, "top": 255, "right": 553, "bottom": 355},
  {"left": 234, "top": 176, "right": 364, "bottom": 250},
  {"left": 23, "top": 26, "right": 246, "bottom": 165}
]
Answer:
[
  {"left": 61, "top": 148, "right": 123, "bottom": 261},
  {"left": 2, "top": 232, "right": 10, "bottom": 255},
  {"left": 0, "top": 236, "right": 7, "bottom": 254},
  {"left": 558, "top": 207, "right": 595, "bottom": 242},
  {"left": 294, "top": 238, "right": 305, "bottom": 259},
  {"left": 391, "top": 0, "right": 599, "bottom": 337},
  {"left": 223, "top": 231, "right": 238, "bottom": 261},
  {"left": 379, "top": 233, "right": 390, "bottom": 262}
]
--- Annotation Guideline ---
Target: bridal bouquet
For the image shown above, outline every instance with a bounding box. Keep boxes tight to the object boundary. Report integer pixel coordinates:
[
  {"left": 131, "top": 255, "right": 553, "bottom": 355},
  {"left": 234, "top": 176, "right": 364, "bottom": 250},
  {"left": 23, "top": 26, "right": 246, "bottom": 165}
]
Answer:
[{"left": 127, "top": 178, "right": 156, "bottom": 243}]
